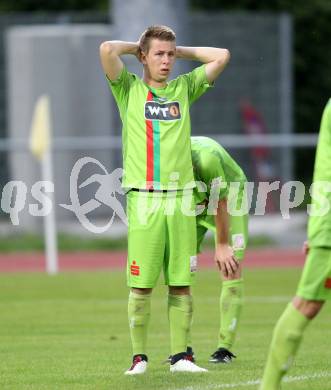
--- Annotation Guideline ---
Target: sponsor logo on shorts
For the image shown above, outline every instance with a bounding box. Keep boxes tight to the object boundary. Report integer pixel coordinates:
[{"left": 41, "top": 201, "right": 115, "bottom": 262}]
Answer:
[
  {"left": 190, "top": 255, "right": 197, "bottom": 272},
  {"left": 130, "top": 261, "right": 140, "bottom": 276},
  {"left": 232, "top": 234, "right": 245, "bottom": 250},
  {"left": 324, "top": 278, "right": 331, "bottom": 289},
  {"left": 144, "top": 101, "right": 181, "bottom": 121}
]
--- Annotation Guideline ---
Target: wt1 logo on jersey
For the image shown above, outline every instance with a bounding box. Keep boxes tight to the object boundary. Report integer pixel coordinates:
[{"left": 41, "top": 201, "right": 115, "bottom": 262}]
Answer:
[{"left": 145, "top": 101, "right": 181, "bottom": 121}]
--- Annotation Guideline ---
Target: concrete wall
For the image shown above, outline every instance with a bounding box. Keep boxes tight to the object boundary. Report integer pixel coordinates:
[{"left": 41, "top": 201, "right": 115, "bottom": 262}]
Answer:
[{"left": 6, "top": 25, "right": 114, "bottom": 230}]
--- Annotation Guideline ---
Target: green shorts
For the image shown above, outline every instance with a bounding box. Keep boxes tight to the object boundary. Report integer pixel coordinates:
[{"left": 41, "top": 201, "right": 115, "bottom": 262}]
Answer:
[
  {"left": 296, "top": 247, "right": 331, "bottom": 301},
  {"left": 126, "top": 190, "right": 197, "bottom": 288},
  {"left": 195, "top": 182, "right": 249, "bottom": 261}
]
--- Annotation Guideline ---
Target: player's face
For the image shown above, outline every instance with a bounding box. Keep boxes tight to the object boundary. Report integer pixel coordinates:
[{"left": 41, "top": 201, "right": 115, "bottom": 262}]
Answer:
[{"left": 141, "top": 39, "right": 176, "bottom": 82}]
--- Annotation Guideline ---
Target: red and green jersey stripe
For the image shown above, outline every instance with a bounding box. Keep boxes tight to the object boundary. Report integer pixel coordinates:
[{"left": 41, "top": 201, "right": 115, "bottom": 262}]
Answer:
[{"left": 145, "top": 90, "right": 161, "bottom": 189}]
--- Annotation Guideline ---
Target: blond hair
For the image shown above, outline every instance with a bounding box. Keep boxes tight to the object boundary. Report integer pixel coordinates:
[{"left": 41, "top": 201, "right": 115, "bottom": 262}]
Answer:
[{"left": 139, "top": 25, "right": 176, "bottom": 55}]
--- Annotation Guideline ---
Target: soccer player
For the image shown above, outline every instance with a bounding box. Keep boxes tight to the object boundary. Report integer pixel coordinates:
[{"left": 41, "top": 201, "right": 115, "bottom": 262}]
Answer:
[
  {"left": 189, "top": 136, "right": 248, "bottom": 363},
  {"left": 259, "top": 99, "right": 331, "bottom": 389},
  {"left": 99, "top": 25, "right": 230, "bottom": 374}
]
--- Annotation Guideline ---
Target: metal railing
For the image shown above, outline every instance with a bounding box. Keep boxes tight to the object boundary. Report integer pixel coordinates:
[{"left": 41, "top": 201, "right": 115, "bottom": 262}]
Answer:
[{"left": 0, "top": 133, "right": 318, "bottom": 152}]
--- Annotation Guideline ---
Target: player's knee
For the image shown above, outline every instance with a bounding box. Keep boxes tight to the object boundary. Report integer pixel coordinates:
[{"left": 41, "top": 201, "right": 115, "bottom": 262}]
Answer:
[
  {"left": 222, "top": 265, "right": 242, "bottom": 281},
  {"left": 131, "top": 287, "right": 153, "bottom": 295},
  {"left": 168, "top": 286, "right": 190, "bottom": 295},
  {"left": 293, "top": 296, "right": 324, "bottom": 319}
]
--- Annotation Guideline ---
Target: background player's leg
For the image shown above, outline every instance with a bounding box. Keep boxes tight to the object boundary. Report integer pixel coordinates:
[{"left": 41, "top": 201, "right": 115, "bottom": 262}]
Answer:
[
  {"left": 211, "top": 208, "right": 248, "bottom": 363},
  {"left": 259, "top": 301, "right": 312, "bottom": 390},
  {"left": 216, "top": 276, "right": 244, "bottom": 351},
  {"left": 186, "top": 223, "right": 208, "bottom": 354},
  {"left": 260, "top": 246, "right": 331, "bottom": 389}
]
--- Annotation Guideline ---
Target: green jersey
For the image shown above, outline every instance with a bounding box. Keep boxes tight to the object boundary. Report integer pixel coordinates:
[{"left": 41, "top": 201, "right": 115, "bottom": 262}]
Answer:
[
  {"left": 308, "top": 99, "right": 331, "bottom": 247},
  {"left": 191, "top": 136, "right": 247, "bottom": 203},
  {"left": 108, "top": 65, "right": 212, "bottom": 190}
]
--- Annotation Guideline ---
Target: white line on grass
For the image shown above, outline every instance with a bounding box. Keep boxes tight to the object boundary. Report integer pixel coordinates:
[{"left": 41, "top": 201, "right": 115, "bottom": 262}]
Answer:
[{"left": 175, "top": 371, "right": 331, "bottom": 390}]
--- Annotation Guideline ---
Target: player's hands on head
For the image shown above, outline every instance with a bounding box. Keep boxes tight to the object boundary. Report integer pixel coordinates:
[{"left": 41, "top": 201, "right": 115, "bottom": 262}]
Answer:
[
  {"left": 302, "top": 240, "right": 310, "bottom": 256},
  {"left": 214, "top": 243, "right": 239, "bottom": 278},
  {"left": 136, "top": 40, "right": 142, "bottom": 62}
]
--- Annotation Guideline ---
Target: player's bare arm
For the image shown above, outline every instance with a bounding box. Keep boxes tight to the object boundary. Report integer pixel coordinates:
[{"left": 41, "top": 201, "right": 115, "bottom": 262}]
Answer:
[
  {"left": 99, "top": 40, "right": 139, "bottom": 81},
  {"left": 176, "top": 46, "right": 230, "bottom": 83},
  {"left": 214, "top": 198, "right": 239, "bottom": 279}
]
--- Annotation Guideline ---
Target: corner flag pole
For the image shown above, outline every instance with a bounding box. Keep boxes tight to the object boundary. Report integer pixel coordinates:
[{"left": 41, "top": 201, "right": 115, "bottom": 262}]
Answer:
[{"left": 29, "top": 95, "right": 58, "bottom": 275}]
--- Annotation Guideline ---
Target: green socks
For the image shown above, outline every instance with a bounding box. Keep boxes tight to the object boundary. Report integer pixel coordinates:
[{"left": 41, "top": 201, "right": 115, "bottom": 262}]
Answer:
[
  {"left": 128, "top": 292, "right": 193, "bottom": 357},
  {"left": 218, "top": 278, "right": 244, "bottom": 350},
  {"left": 186, "top": 279, "right": 243, "bottom": 352},
  {"left": 128, "top": 291, "right": 151, "bottom": 356},
  {"left": 260, "top": 302, "right": 310, "bottom": 390},
  {"left": 168, "top": 294, "right": 193, "bottom": 355}
]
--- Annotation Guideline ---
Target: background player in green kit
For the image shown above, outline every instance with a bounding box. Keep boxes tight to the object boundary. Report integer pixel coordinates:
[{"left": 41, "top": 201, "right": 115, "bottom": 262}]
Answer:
[
  {"left": 189, "top": 136, "right": 248, "bottom": 363},
  {"left": 260, "top": 99, "right": 331, "bottom": 389},
  {"left": 99, "top": 26, "right": 230, "bottom": 374}
]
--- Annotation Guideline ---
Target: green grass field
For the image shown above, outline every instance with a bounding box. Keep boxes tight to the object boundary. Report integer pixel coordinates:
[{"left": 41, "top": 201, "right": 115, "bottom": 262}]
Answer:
[{"left": 1, "top": 268, "right": 331, "bottom": 389}]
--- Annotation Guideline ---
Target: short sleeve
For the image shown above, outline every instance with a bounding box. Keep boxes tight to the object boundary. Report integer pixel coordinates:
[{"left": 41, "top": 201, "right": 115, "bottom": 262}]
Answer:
[
  {"left": 184, "top": 64, "right": 213, "bottom": 105},
  {"left": 312, "top": 98, "right": 331, "bottom": 182},
  {"left": 106, "top": 66, "right": 136, "bottom": 115},
  {"left": 199, "top": 152, "right": 228, "bottom": 200}
]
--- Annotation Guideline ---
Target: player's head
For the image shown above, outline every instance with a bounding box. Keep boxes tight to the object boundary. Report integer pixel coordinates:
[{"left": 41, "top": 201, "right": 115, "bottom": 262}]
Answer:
[{"left": 138, "top": 25, "right": 176, "bottom": 82}]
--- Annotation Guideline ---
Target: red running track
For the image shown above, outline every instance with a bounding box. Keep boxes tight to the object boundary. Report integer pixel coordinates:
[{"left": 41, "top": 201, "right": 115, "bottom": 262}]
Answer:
[{"left": 0, "top": 248, "right": 305, "bottom": 273}]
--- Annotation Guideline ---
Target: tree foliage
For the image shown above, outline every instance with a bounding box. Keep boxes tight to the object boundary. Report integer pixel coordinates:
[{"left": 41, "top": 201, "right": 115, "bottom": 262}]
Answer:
[{"left": 0, "top": 0, "right": 108, "bottom": 12}]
